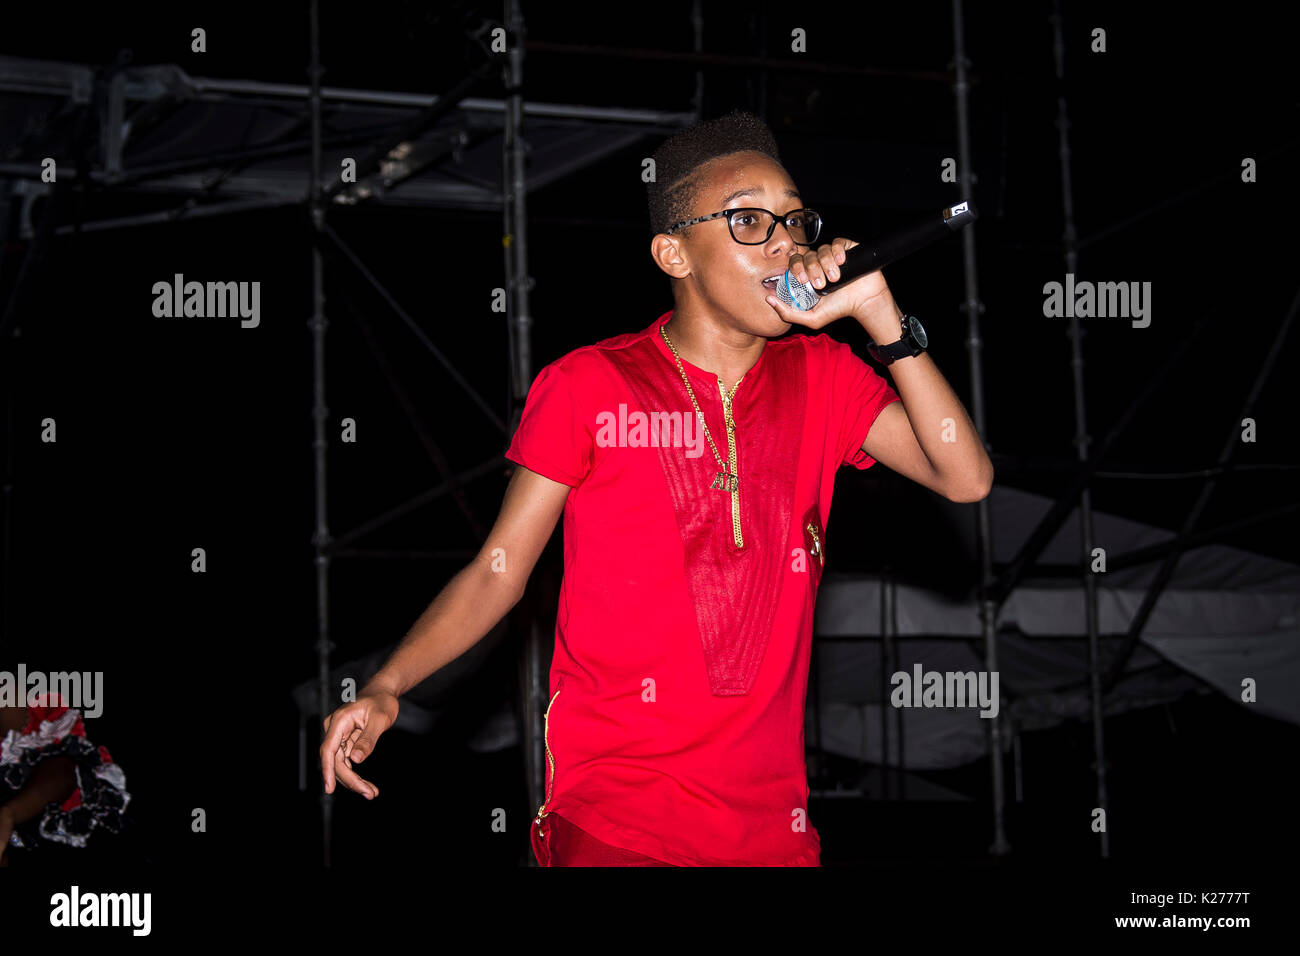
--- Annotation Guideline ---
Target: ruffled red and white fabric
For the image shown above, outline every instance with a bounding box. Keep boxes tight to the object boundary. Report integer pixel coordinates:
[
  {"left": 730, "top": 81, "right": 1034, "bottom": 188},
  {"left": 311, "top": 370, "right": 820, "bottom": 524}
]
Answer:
[{"left": 1, "top": 695, "right": 130, "bottom": 849}]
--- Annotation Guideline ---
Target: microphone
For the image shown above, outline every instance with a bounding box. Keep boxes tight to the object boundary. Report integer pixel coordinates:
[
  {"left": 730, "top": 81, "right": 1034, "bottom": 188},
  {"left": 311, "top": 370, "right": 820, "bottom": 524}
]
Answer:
[{"left": 773, "top": 200, "right": 978, "bottom": 310}]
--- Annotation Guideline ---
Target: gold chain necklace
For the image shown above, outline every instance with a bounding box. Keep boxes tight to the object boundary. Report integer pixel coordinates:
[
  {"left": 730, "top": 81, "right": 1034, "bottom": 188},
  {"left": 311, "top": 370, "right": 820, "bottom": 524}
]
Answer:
[{"left": 660, "top": 323, "right": 745, "bottom": 549}]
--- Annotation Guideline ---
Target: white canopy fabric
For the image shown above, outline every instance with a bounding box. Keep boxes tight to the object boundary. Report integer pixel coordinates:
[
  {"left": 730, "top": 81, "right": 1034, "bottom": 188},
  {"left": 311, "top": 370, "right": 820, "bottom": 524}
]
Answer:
[{"left": 809, "top": 485, "right": 1300, "bottom": 769}]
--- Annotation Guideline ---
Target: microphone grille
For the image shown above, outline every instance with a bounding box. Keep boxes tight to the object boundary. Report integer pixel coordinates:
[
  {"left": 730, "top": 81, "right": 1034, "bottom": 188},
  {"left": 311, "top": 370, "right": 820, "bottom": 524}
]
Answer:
[{"left": 775, "top": 272, "right": 819, "bottom": 311}]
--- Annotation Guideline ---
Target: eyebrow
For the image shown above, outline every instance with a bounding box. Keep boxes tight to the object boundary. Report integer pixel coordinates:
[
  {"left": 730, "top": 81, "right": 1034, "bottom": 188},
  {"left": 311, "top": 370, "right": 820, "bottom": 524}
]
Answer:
[{"left": 719, "top": 187, "right": 801, "bottom": 206}]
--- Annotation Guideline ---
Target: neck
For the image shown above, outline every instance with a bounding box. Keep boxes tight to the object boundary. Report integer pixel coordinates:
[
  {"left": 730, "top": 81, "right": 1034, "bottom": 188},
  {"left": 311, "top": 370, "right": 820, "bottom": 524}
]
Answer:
[{"left": 662, "top": 303, "right": 766, "bottom": 390}]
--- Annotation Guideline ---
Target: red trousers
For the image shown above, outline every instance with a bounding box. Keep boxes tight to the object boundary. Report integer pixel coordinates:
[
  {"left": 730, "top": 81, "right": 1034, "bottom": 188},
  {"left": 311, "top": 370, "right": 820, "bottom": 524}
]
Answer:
[{"left": 531, "top": 812, "right": 674, "bottom": 866}]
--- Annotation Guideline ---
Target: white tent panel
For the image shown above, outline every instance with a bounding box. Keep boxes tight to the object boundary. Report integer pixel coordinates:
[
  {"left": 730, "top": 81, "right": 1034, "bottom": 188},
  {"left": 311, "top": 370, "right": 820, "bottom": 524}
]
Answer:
[{"left": 810, "top": 486, "right": 1300, "bottom": 768}]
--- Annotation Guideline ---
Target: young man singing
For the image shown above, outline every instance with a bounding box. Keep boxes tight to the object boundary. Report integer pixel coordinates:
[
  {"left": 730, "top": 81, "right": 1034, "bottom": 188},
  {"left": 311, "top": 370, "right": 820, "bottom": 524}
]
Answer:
[{"left": 320, "top": 110, "right": 993, "bottom": 866}]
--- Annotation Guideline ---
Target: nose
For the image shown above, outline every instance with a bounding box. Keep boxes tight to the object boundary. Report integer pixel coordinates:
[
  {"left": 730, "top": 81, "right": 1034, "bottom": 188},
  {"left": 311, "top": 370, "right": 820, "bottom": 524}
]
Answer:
[{"left": 765, "top": 219, "right": 797, "bottom": 259}]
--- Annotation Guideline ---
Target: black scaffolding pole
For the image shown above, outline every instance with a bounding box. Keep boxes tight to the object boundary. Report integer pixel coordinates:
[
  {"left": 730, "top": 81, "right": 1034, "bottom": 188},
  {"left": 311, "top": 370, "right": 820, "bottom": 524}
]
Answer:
[
  {"left": 500, "top": 0, "right": 548, "bottom": 861},
  {"left": 306, "top": 0, "right": 335, "bottom": 866},
  {"left": 1050, "top": 0, "right": 1111, "bottom": 859},
  {"left": 951, "top": 0, "right": 1010, "bottom": 856}
]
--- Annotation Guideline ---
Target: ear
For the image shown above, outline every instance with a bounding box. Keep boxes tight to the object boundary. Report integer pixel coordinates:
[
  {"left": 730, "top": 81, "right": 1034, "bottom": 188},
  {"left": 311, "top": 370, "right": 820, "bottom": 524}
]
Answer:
[{"left": 650, "top": 233, "right": 691, "bottom": 280}]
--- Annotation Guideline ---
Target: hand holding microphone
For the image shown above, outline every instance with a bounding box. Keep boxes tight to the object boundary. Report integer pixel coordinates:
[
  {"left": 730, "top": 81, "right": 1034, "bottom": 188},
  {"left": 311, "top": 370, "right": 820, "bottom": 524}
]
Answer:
[
  {"left": 764, "top": 200, "right": 978, "bottom": 332},
  {"left": 764, "top": 235, "right": 887, "bottom": 331}
]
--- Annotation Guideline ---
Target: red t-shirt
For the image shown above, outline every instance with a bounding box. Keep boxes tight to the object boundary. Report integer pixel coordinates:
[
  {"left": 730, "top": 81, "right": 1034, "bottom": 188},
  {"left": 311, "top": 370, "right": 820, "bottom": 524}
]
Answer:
[{"left": 506, "top": 309, "right": 900, "bottom": 865}]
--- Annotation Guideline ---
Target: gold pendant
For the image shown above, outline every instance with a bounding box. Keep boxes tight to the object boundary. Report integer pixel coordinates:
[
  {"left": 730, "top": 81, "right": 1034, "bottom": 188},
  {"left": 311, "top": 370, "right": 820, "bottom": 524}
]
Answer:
[{"left": 711, "top": 472, "right": 738, "bottom": 492}]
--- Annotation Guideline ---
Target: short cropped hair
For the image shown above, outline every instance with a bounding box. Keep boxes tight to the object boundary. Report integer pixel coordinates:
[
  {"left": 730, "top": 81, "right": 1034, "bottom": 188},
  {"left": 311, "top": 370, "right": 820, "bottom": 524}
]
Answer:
[{"left": 646, "top": 109, "right": 783, "bottom": 238}]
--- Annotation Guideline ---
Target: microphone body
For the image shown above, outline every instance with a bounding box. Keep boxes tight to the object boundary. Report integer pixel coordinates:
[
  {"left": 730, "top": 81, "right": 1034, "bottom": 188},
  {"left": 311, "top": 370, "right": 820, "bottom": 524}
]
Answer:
[{"left": 774, "top": 200, "right": 978, "bottom": 310}]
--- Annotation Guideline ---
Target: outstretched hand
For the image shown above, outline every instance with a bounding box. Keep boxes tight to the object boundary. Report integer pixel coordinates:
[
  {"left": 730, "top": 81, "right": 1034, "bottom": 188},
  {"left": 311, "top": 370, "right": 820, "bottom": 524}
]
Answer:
[{"left": 320, "top": 691, "right": 400, "bottom": 800}]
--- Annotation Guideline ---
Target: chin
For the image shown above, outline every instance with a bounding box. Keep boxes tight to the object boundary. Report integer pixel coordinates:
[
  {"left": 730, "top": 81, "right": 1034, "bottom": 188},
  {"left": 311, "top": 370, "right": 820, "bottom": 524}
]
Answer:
[{"left": 753, "top": 309, "right": 792, "bottom": 337}]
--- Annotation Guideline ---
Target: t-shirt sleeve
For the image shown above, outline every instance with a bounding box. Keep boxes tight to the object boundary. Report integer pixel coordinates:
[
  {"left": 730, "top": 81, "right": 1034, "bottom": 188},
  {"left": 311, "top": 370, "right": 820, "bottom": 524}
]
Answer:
[
  {"left": 832, "top": 340, "right": 902, "bottom": 470},
  {"left": 504, "top": 358, "right": 594, "bottom": 488}
]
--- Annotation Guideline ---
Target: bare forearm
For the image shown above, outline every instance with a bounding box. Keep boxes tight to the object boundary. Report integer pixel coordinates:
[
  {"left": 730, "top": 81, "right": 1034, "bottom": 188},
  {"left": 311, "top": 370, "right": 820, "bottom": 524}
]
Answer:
[
  {"left": 857, "top": 297, "right": 992, "bottom": 493},
  {"left": 361, "top": 558, "right": 521, "bottom": 700},
  {"left": 2, "top": 756, "right": 77, "bottom": 824},
  {"left": 883, "top": 351, "right": 990, "bottom": 487}
]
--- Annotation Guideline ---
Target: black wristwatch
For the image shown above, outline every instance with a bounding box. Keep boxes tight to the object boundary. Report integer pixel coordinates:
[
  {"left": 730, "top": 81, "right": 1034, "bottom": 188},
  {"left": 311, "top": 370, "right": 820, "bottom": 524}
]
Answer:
[{"left": 867, "top": 314, "right": 928, "bottom": 365}]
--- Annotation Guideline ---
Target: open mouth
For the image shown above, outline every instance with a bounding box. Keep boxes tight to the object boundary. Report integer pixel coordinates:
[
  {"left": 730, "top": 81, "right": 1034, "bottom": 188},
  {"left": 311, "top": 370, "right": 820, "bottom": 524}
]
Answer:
[{"left": 760, "top": 273, "right": 784, "bottom": 292}]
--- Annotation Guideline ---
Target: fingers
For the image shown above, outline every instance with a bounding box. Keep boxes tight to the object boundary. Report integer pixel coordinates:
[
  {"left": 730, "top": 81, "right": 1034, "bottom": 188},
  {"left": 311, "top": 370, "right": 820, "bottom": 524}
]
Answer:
[
  {"left": 331, "top": 747, "right": 378, "bottom": 799},
  {"left": 343, "top": 727, "right": 361, "bottom": 761},
  {"left": 320, "top": 702, "right": 392, "bottom": 798},
  {"left": 818, "top": 243, "right": 841, "bottom": 284},
  {"left": 788, "top": 240, "right": 849, "bottom": 290},
  {"left": 817, "top": 239, "right": 852, "bottom": 283},
  {"left": 347, "top": 727, "right": 377, "bottom": 764},
  {"left": 346, "top": 711, "right": 393, "bottom": 764},
  {"left": 320, "top": 709, "right": 364, "bottom": 794},
  {"left": 320, "top": 712, "right": 346, "bottom": 793},
  {"left": 787, "top": 250, "right": 814, "bottom": 290},
  {"left": 787, "top": 253, "right": 827, "bottom": 292}
]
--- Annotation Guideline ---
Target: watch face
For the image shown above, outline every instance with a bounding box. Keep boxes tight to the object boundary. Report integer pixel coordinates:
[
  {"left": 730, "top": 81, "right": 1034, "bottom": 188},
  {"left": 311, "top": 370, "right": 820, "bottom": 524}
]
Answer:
[{"left": 909, "top": 316, "right": 928, "bottom": 348}]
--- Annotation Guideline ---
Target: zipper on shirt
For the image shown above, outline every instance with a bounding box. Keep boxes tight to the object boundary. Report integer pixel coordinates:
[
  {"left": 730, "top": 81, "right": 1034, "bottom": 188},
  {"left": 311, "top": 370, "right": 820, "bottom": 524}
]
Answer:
[
  {"left": 805, "top": 522, "right": 824, "bottom": 566},
  {"left": 534, "top": 688, "right": 561, "bottom": 823},
  {"left": 719, "top": 384, "right": 743, "bottom": 549}
]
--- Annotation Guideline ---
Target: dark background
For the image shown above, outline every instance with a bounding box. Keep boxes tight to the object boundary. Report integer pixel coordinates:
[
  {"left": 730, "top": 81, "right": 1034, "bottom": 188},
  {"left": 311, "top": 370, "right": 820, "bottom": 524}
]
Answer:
[{"left": 0, "top": 0, "right": 1295, "bottom": 921}]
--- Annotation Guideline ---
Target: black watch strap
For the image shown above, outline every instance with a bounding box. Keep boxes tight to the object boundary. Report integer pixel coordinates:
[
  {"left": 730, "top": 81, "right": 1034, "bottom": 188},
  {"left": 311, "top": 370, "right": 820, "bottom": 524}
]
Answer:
[{"left": 868, "top": 315, "right": 925, "bottom": 366}]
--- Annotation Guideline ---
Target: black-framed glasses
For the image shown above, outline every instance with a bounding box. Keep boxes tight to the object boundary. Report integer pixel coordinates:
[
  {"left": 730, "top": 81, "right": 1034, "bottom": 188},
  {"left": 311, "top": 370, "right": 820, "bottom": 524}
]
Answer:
[{"left": 666, "top": 207, "right": 822, "bottom": 246}]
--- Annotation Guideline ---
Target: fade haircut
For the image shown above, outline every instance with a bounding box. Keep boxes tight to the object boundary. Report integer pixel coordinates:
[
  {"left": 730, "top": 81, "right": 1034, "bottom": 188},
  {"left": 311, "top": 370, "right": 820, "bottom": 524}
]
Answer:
[{"left": 647, "top": 109, "right": 783, "bottom": 239}]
